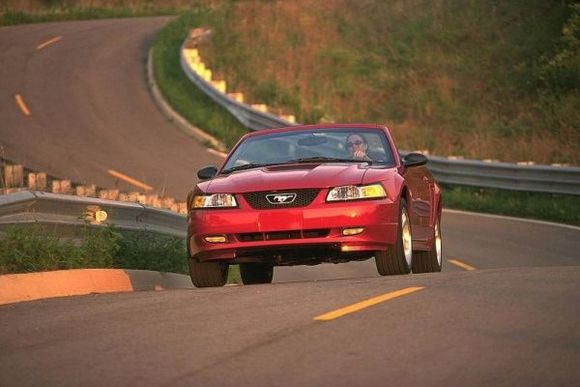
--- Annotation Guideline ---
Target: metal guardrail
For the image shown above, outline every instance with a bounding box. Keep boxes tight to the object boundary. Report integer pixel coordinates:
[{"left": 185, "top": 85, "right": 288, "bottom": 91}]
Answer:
[
  {"left": 179, "top": 39, "right": 580, "bottom": 196},
  {"left": 180, "top": 43, "right": 294, "bottom": 131},
  {"left": 0, "top": 191, "right": 186, "bottom": 238},
  {"left": 418, "top": 155, "right": 580, "bottom": 195}
]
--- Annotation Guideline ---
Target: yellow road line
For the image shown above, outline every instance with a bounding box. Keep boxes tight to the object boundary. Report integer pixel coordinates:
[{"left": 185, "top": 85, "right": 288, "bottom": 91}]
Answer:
[
  {"left": 448, "top": 259, "right": 476, "bottom": 271},
  {"left": 14, "top": 94, "right": 31, "bottom": 116},
  {"left": 108, "top": 169, "right": 153, "bottom": 191},
  {"left": 36, "top": 36, "right": 62, "bottom": 50},
  {"left": 314, "top": 286, "right": 425, "bottom": 322}
]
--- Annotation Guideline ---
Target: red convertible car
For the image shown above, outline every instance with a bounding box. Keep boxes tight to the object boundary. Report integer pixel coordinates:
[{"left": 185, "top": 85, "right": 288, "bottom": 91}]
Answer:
[{"left": 187, "top": 124, "right": 442, "bottom": 287}]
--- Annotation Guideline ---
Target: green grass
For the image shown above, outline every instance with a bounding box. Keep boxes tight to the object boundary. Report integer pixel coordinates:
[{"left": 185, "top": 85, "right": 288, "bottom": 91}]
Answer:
[
  {"left": 441, "top": 185, "right": 580, "bottom": 226},
  {"left": 0, "top": 225, "right": 187, "bottom": 274},
  {"left": 152, "top": 10, "right": 249, "bottom": 149},
  {"left": 0, "top": 224, "right": 242, "bottom": 283},
  {"left": 0, "top": 5, "right": 183, "bottom": 26},
  {"left": 194, "top": 1, "right": 579, "bottom": 165},
  {"left": 227, "top": 265, "right": 242, "bottom": 285}
]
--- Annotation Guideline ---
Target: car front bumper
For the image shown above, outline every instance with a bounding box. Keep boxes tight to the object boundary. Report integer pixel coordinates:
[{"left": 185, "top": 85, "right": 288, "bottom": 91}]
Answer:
[{"left": 188, "top": 198, "right": 399, "bottom": 264}]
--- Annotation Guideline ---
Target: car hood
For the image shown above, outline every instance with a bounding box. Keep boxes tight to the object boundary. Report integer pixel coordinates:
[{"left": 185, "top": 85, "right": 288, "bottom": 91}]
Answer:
[{"left": 202, "top": 163, "right": 375, "bottom": 193}]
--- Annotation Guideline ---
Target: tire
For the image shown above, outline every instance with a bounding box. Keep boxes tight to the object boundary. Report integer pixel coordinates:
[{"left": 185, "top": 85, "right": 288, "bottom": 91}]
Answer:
[
  {"left": 240, "top": 263, "right": 274, "bottom": 285},
  {"left": 375, "top": 198, "right": 412, "bottom": 275},
  {"left": 412, "top": 212, "right": 443, "bottom": 273},
  {"left": 188, "top": 259, "right": 229, "bottom": 288}
]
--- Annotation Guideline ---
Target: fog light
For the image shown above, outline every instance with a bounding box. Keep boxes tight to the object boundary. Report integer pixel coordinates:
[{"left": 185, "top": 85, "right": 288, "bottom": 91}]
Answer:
[
  {"left": 204, "top": 235, "right": 228, "bottom": 243},
  {"left": 342, "top": 227, "right": 364, "bottom": 236}
]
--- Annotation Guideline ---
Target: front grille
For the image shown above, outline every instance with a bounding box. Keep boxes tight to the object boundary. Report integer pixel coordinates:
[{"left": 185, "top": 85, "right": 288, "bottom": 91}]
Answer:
[
  {"left": 243, "top": 189, "right": 320, "bottom": 209},
  {"left": 237, "top": 228, "right": 330, "bottom": 242}
]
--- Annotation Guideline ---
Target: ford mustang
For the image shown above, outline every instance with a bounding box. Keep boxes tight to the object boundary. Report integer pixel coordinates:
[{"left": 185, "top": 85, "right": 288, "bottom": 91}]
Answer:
[{"left": 187, "top": 124, "right": 442, "bottom": 287}]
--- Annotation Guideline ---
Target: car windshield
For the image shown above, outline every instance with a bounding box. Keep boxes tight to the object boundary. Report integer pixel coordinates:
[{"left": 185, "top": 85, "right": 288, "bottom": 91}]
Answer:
[{"left": 221, "top": 128, "right": 395, "bottom": 174}]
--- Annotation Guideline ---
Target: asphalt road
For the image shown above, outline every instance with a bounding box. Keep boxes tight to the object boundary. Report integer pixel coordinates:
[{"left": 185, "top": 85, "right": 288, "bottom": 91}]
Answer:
[
  {"left": 0, "top": 266, "right": 578, "bottom": 386},
  {"left": 0, "top": 17, "right": 222, "bottom": 199},
  {"left": 0, "top": 18, "right": 579, "bottom": 387}
]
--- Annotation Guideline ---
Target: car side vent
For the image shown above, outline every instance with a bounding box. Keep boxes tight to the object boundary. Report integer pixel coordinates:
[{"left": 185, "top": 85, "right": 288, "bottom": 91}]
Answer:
[{"left": 243, "top": 189, "right": 320, "bottom": 209}]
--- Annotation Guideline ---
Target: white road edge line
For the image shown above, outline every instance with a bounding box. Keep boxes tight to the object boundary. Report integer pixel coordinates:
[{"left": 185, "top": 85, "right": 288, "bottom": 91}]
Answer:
[{"left": 443, "top": 208, "right": 580, "bottom": 231}]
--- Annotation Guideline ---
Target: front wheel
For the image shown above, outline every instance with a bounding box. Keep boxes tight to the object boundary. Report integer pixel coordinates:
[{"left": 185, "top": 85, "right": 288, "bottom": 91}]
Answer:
[
  {"left": 188, "top": 260, "right": 229, "bottom": 288},
  {"left": 375, "top": 198, "right": 412, "bottom": 275},
  {"left": 240, "top": 263, "right": 274, "bottom": 285}
]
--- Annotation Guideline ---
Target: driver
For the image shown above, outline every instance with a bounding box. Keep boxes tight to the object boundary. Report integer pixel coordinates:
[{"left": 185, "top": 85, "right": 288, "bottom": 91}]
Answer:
[{"left": 346, "top": 133, "right": 371, "bottom": 161}]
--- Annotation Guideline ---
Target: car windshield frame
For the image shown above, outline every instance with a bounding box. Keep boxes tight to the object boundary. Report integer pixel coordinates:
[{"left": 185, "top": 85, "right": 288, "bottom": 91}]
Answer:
[{"left": 220, "top": 127, "right": 395, "bottom": 175}]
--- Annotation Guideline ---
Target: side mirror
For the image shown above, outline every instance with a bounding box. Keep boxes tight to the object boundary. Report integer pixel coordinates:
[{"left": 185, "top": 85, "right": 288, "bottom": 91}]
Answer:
[
  {"left": 197, "top": 166, "right": 218, "bottom": 180},
  {"left": 403, "top": 153, "right": 428, "bottom": 168}
]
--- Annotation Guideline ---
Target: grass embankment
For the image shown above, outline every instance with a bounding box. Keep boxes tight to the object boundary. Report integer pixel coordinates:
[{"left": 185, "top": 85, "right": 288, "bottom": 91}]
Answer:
[
  {"left": 197, "top": 0, "right": 579, "bottom": 166},
  {"left": 442, "top": 186, "right": 580, "bottom": 226},
  {"left": 0, "top": 225, "right": 242, "bottom": 284},
  {"left": 152, "top": 10, "right": 248, "bottom": 149}
]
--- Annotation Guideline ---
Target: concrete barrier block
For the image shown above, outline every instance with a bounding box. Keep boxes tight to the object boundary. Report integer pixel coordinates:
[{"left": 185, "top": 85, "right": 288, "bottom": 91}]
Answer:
[
  {"left": 280, "top": 114, "right": 296, "bottom": 123},
  {"left": 3, "top": 165, "right": 24, "bottom": 188},
  {"left": 51, "top": 180, "right": 59, "bottom": 193},
  {"left": 228, "top": 92, "right": 244, "bottom": 103},
  {"left": 27, "top": 172, "right": 47, "bottom": 191},
  {"left": 175, "top": 202, "right": 188, "bottom": 214},
  {"left": 203, "top": 69, "right": 212, "bottom": 82},
  {"left": 162, "top": 197, "right": 176, "bottom": 209},
  {"left": 137, "top": 193, "right": 147, "bottom": 204},
  {"left": 184, "top": 48, "right": 200, "bottom": 62},
  {"left": 251, "top": 104, "right": 268, "bottom": 113},
  {"left": 76, "top": 184, "right": 97, "bottom": 197},
  {"left": 145, "top": 194, "right": 161, "bottom": 208},
  {"left": 193, "top": 62, "right": 205, "bottom": 74},
  {"left": 125, "top": 192, "right": 140, "bottom": 203},
  {"left": 98, "top": 189, "right": 120, "bottom": 201},
  {"left": 52, "top": 180, "right": 72, "bottom": 194},
  {"left": 211, "top": 80, "right": 227, "bottom": 93}
]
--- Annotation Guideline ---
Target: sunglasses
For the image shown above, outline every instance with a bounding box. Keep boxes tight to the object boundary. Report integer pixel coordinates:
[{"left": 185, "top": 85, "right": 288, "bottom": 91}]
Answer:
[{"left": 346, "top": 140, "right": 364, "bottom": 148}]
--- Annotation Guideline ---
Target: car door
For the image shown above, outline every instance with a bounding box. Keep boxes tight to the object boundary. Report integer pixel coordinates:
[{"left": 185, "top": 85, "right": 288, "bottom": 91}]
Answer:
[{"left": 404, "top": 165, "right": 432, "bottom": 248}]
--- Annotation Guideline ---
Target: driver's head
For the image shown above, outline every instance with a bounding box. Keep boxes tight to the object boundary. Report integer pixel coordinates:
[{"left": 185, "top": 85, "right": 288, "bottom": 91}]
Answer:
[{"left": 346, "top": 134, "right": 368, "bottom": 155}]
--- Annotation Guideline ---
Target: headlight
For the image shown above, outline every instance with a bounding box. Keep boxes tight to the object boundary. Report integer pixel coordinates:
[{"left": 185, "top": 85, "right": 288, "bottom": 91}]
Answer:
[
  {"left": 326, "top": 184, "right": 387, "bottom": 202},
  {"left": 193, "top": 193, "right": 237, "bottom": 208}
]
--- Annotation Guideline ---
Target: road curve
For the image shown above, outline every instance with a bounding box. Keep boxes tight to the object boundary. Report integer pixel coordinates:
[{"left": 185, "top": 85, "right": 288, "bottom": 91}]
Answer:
[{"left": 0, "top": 18, "right": 222, "bottom": 199}]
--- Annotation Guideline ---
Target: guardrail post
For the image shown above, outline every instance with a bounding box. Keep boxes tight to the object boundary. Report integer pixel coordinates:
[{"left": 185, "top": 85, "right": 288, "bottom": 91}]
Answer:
[
  {"left": 27, "top": 172, "right": 47, "bottom": 191},
  {"left": 52, "top": 180, "right": 72, "bottom": 194},
  {"left": 145, "top": 194, "right": 161, "bottom": 208},
  {"left": 99, "top": 189, "right": 120, "bottom": 201},
  {"left": 3, "top": 165, "right": 24, "bottom": 188},
  {"left": 76, "top": 185, "right": 97, "bottom": 197}
]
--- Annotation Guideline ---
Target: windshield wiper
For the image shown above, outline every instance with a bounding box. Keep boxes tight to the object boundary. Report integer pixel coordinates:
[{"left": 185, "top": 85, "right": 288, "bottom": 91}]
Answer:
[
  {"left": 290, "top": 156, "right": 372, "bottom": 165},
  {"left": 220, "top": 163, "right": 265, "bottom": 174}
]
